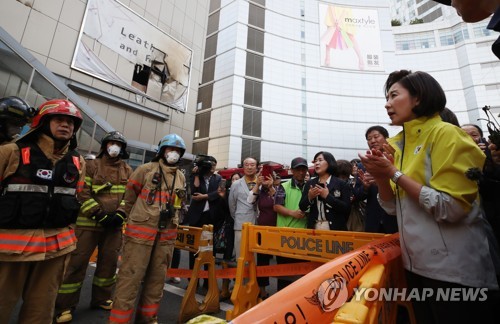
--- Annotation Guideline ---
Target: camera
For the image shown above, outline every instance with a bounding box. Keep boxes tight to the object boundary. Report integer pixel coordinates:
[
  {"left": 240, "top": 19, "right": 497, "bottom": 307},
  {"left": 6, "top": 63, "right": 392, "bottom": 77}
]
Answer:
[
  {"left": 480, "top": 106, "right": 500, "bottom": 147},
  {"left": 193, "top": 154, "right": 216, "bottom": 176}
]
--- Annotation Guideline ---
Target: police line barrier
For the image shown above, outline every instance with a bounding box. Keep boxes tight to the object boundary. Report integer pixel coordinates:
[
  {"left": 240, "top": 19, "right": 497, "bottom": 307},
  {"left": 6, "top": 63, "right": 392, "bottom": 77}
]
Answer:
[
  {"left": 176, "top": 225, "right": 220, "bottom": 323},
  {"left": 226, "top": 223, "right": 386, "bottom": 320},
  {"left": 228, "top": 232, "right": 416, "bottom": 324}
]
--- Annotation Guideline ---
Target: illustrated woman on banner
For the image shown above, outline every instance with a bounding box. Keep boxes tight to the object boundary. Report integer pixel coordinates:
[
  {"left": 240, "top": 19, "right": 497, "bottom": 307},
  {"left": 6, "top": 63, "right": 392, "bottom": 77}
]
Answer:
[{"left": 321, "top": 5, "right": 364, "bottom": 70}]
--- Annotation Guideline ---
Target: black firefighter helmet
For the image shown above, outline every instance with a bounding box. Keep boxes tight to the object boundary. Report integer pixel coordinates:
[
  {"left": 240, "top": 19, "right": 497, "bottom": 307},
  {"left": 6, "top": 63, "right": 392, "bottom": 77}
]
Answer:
[{"left": 97, "top": 131, "right": 129, "bottom": 159}]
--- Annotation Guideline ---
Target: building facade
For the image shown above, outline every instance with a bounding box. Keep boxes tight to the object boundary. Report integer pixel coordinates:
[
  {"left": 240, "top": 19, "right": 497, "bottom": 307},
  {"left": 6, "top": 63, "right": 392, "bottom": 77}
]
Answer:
[
  {"left": 196, "top": 0, "right": 500, "bottom": 168},
  {"left": 388, "top": 0, "right": 456, "bottom": 24},
  {"left": 0, "top": 0, "right": 209, "bottom": 167}
]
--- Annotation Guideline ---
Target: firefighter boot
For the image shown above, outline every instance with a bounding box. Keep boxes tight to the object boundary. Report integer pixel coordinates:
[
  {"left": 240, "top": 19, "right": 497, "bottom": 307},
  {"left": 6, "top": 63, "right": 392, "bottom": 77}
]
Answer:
[{"left": 55, "top": 310, "right": 72, "bottom": 323}]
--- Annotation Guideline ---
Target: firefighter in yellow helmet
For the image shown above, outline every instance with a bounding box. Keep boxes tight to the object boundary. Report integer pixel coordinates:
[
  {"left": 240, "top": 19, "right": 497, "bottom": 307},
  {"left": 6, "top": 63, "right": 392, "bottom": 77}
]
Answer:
[
  {"left": 55, "top": 131, "right": 133, "bottom": 323},
  {"left": 0, "top": 99, "right": 86, "bottom": 323},
  {"left": 109, "top": 133, "right": 187, "bottom": 324}
]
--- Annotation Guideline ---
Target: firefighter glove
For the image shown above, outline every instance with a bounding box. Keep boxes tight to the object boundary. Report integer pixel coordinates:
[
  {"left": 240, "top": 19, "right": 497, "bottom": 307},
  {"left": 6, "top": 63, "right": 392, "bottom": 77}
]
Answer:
[
  {"left": 91, "top": 209, "right": 108, "bottom": 223},
  {"left": 97, "top": 211, "right": 125, "bottom": 228}
]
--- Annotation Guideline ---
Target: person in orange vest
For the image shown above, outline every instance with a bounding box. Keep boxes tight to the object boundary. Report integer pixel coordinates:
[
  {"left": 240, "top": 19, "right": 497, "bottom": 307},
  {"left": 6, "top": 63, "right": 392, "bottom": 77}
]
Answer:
[
  {"left": 55, "top": 131, "right": 133, "bottom": 323},
  {"left": 0, "top": 96, "right": 36, "bottom": 145},
  {"left": 0, "top": 99, "right": 86, "bottom": 323},
  {"left": 109, "top": 133, "right": 187, "bottom": 324}
]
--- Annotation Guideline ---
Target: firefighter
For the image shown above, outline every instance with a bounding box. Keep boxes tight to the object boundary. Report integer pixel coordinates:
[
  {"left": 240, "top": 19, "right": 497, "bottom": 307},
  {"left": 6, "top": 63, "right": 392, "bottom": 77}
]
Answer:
[
  {"left": 55, "top": 131, "right": 133, "bottom": 323},
  {"left": 0, "top": 99, "right": 85, "bottom": 324},
  {"left": 0, "top": 96, "right": 36, "bottom": 145},
  {"left": 109, "top": 133, "right": 187, "bottom": 324}
]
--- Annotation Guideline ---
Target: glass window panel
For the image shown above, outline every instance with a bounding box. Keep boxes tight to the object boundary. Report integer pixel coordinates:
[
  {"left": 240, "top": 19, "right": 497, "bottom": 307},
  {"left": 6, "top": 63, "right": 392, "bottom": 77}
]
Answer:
[
  {"left": 205, "top": 34, "right": 218, "bottom": 59},
  {"left": 194, "top": 111, "right": 211, "bottom": 138},
  {"left": 244, "top": 79, "right": 262, "bottom": 107},
  {"left": 193, "top": 141, "right": 209, "bottom": 156},
  {"left": 0, "top": 40, "right": 34, "bottom": 98},
  {"left": 241, "top": 138, "right": 261, "bottom": 162},
  {"left": 247, "top": 28, "right": 264, "bottom": 53},
  {"left": 209, "top": 0, "right": 221, "bottom": 13},
  {"left": 197, "top": 84, "right": 213, "bottom": 110},
  {"left": 207, "top": 11, "right": 220, "bottom": 35},
  {"left": 248, "top": 4, "right": 265, "bottom": 29},
  {"left": 27, "top": 70, "right": 65, "bottom": 103},
  {"left": 242, "top": 108, "right": 261, "bottom": 137},
  {"left": 245, "top": 52, "right": 263, "bottom": 79},
  {"left": 250, "top": 0, "right": 265, "bottom": 6},
  {"left": 202, "top": 58, "right": 216, "bottom": 84},
  {"left": 127, "top": 146, "right": 145, "bottom": 170}
]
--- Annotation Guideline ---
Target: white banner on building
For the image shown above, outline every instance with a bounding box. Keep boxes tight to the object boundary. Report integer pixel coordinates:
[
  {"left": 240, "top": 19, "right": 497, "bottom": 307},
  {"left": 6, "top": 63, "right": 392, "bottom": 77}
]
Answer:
[
  {"left": 72, "top": 0, "right": 192, "bottom": 111},
  {"left": 318, "top": 3, "right": 383, "bottom": 71}
]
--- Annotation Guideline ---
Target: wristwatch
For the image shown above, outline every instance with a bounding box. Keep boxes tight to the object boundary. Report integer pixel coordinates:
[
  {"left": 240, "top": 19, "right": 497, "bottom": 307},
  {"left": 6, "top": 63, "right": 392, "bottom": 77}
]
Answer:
[{"left": 391, "top": 170, "right": 404, "bottom": 184}]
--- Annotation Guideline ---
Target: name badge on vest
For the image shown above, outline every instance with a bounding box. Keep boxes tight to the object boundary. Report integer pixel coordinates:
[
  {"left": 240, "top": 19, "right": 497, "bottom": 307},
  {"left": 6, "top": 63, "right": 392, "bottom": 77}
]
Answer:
[{"left": 36, "top": 169, "right": 53, "bottom": 180}]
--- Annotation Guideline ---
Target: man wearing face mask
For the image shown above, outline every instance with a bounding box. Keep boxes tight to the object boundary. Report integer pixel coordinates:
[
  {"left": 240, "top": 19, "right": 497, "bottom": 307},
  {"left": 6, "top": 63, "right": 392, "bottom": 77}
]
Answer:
[
  {"left": 55, "top": 131, "right": 132, "bottom": 323},
  {"left": 109, "top": 133, "right": 187, "bottom": 324},
  {"left": 0, "top": 96, "right": 37, "bottom": 145}
]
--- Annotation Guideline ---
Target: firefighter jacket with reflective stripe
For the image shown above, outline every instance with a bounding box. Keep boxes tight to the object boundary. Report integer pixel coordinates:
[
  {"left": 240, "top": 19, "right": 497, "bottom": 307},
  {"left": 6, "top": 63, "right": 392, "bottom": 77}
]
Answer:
[
  {"left": 0, "top": 134, "right": 85, "bottom": 261},
  {"left": 77, "top": 156, "right": 132, "bottom": 230},
  {"left": 118, "top": 159, "right": 186, "bottom": 245},
  {"left": 0, "top": 141, "right": 82, "bottom": 229}
]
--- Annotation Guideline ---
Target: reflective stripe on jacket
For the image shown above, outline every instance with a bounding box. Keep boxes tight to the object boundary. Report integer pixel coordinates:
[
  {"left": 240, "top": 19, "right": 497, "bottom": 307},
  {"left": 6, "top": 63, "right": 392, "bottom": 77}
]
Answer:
[
  {"left": 0, "top": 134, "right": 85, "bottom": 261},
  {"left": 76, "top": 156, "right": 132, "bottom": 229},
  {"left": 118, "top": 160, "right": 186, "bottom": 245}
]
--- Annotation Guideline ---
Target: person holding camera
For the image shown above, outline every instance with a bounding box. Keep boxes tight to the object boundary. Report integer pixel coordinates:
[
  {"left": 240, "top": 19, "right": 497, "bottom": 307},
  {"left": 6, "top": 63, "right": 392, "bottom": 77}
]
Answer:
[
  {"left": 109, "top": 134, "right": 187, "bottom": 324},
  {"left": 186, "top": 155, "right": 225, "bottom": 279},
  {"left": 299, "top": 151, "right": 351, "bottom": 231},
  {"left": 55, "top": 131, "right": 132, "bottom": 323},
  {"left": 460, "top": 124, "right": 500, "bottom": 246}
]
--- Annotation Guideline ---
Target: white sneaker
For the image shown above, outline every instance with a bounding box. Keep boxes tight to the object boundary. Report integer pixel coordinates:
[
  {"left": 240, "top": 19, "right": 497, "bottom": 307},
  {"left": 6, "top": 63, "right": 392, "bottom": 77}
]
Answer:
[
  {"left": 55, "top": 310, "right": 72, "bottom": 323},
  {"left": 169, "top": 277, "right": 181, "bottom": 284}
]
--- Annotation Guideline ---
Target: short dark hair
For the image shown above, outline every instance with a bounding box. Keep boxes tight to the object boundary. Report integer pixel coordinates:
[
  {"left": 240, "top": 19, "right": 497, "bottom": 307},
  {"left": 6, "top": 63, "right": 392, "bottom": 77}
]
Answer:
[
  {"left": 336, "top": 160, "right": 352, "bottom": 179},
  {"left": 440, "top": 107, "right": 460, "bottom": 127},
  {"left": 350, "top": 158, "right": 361, "bottom": 165},
  {"left": 365, "top": 125, "right": 389, "bottom": 140},
  {"left": 384, "top": 70, "right": 446, "bottom": 117},
  {"left": 461, "top": 123, "right": 484, "bottom": 138},
  {"left": 313, "top": 151, "right": 338, "bottom": 176}
]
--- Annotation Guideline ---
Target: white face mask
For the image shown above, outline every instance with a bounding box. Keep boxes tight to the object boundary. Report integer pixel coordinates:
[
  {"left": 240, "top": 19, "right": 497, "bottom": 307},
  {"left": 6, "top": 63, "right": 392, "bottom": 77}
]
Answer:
[
  {"left": 165, "top": 151, "right": 180, "bottom": 164},
  {"left": 107, "top": 144, "right": 121, "bottom": 157}
]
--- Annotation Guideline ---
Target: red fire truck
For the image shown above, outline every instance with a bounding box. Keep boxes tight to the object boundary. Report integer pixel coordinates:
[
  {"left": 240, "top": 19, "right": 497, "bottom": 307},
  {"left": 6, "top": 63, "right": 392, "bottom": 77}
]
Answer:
[{"left": 218, "top": 161, "right": 314, "bottom": 181}]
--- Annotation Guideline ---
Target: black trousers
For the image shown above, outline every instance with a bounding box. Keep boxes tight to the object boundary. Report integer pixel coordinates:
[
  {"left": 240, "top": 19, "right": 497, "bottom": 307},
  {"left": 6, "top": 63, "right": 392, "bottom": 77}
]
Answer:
[{"left": 405, "top": 270, "right": 495, "bottom": 324}]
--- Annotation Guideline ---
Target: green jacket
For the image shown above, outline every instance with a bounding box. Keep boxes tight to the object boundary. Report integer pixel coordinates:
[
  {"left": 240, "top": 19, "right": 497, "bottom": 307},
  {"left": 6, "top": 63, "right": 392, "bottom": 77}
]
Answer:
[{"left": 276, "top": 179, "right": 307, "bottom": 228}]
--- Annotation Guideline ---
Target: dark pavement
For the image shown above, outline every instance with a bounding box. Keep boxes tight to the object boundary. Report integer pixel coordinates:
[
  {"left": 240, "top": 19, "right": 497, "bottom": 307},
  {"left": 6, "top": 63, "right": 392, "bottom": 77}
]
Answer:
[{"left": 8, "top": 250, "right": 278, "bottom": 323}]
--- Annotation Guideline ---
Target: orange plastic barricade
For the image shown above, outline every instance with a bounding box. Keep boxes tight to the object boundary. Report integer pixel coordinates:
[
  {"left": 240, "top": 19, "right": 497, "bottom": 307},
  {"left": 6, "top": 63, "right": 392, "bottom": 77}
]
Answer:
[
  {"left": 226, "top": 223, "right": 385, "bottom": 320},
  {"left": 175, "top": 225, "right": 220, "bottom": 323},
  {"left": 229, "top": 233, "right": 415, "bottom": 324}
]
